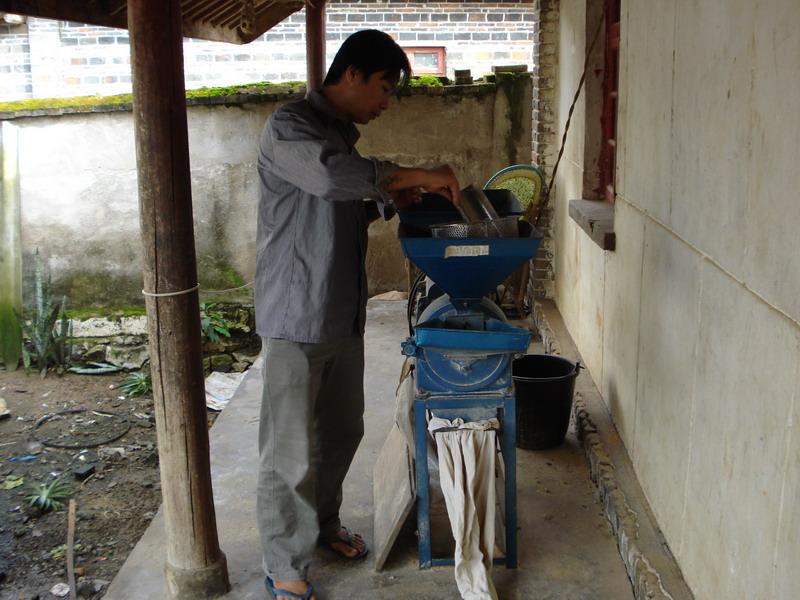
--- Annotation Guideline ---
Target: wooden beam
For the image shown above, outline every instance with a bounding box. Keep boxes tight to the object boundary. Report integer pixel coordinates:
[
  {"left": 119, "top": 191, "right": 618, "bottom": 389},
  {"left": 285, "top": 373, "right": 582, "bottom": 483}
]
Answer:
[
  {"left": 306, "top": 0, "right": 326, "bottom": 89},
  {"left": 182, "top": 1, "right": 303, "bottom": 44},
  {"left": 0, "top": 0, "right": 305, "bottom": 44},
  {"left": 0, "top": 0, "right": 127, "bottom": 28},
  {"left": 127, "top": 1, "right": 230, "bottom": 598},
  {"left": 237, "top": 1, "right": 302, "bottom": 43}
]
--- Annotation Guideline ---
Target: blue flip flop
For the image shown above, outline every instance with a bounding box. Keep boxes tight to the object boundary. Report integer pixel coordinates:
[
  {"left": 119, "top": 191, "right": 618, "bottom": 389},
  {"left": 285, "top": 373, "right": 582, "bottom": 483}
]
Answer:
[
  {"left": 320, "top": 526, "right": 369, "bottom": 561},
  {"left": 265, "top": 576, "right": 315, "bottom": 600}
]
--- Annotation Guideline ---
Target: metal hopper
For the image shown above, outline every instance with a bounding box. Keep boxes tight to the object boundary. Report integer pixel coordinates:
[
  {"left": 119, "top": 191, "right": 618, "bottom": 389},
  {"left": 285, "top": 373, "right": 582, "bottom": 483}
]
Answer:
[{"left": 398, "top": 192, "right": 543, "bottom": 303}]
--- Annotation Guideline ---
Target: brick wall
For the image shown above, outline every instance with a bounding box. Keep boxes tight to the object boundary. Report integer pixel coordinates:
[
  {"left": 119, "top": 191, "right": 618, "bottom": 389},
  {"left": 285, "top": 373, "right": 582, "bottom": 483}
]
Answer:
[
  {"left": 0, "top": 22, "right": 31, "bottom": 97},
  {"left": 0, "top": 2, "right": 535, "bottom": 101},
  {"left": 530, "top": 0, "right": 558, "bottom": 299},
  {"left": 322, "top": 2, "right": 535, "bottom": 79}
]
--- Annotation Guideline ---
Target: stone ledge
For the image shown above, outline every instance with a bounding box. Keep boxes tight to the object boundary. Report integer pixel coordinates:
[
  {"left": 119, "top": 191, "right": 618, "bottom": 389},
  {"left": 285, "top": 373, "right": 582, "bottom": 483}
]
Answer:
[
  {"left": 70, "top": 315, "right": 148, "bottom": 337},
  {"left": 572, "top": 395, "right": 680, "bottom": 600},
  {"left": 0, "top": 81, "right": 507, "bottom": 120},
  {"left": 568, "top": 199, "right": 616, "bottom": 250}
]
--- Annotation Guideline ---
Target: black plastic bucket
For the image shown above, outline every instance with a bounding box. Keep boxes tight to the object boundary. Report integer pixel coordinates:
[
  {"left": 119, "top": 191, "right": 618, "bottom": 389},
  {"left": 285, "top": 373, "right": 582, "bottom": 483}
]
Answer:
[{"left": 512, "top": 354, "right": 580, "bottom": 450}]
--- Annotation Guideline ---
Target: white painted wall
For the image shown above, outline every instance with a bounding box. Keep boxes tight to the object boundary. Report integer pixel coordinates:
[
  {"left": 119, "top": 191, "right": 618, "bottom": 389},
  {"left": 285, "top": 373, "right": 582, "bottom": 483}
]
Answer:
[
  {"left": 9, "top": 82, "right": 530, "bottom": 306},
  {"left": 552, "top": 1, "right": 800, "bottom": 599}
]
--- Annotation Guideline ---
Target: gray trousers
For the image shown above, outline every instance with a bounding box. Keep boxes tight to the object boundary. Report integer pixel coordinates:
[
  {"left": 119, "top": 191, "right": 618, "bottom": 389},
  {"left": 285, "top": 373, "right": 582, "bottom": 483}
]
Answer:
[{"left": 257, "top": 336, "right": 365, "bottom": 581}]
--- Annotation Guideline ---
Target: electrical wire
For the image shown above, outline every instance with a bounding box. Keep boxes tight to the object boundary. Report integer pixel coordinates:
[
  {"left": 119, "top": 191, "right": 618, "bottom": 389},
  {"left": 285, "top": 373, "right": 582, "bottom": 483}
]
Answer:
[{"left": 533, "top": 15, "right": 606, "bottom": 228}]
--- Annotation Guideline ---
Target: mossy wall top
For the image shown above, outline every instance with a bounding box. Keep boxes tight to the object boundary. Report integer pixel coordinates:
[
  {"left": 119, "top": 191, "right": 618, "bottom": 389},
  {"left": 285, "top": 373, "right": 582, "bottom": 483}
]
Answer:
[{"left": 5, "top": 78, "right": 531, "bottom": 308}]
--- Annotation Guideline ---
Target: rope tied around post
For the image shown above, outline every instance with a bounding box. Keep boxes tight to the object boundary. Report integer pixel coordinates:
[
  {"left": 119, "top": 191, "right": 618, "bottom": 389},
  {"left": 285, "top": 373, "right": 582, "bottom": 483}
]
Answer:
[{"left": 141, "top": 283, "right": 200, "bottom": 298}]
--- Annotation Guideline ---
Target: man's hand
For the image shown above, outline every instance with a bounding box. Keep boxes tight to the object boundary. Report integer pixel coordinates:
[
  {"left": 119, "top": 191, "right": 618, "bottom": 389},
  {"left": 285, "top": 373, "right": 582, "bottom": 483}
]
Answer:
[
  {"left": 419, "top": 165, "right": 461, "bottom": 206},
  {"left": 391, "top": 187, "right": 422, "bottom": 209},
  {"left": 380, "top": 165, "right": 461, "bottom": 207}
]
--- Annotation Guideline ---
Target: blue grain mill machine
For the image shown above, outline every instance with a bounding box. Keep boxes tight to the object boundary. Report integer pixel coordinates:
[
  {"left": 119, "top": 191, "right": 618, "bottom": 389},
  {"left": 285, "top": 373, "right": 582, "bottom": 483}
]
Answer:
[{"left": 398, "top": 192, "right": 543, "bottom": 569}]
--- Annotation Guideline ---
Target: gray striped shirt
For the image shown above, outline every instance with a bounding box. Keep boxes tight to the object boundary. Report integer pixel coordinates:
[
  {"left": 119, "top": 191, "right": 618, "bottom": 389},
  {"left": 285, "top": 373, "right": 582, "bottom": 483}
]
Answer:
[{"left": 255, "top": 90, "right": 398, "bottom": 342}]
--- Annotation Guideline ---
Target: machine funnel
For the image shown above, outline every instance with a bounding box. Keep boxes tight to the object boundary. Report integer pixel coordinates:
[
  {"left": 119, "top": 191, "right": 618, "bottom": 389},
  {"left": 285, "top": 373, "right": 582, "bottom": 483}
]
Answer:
[{"left": 399, "top": 220, "right": 543, "bottom": 302}]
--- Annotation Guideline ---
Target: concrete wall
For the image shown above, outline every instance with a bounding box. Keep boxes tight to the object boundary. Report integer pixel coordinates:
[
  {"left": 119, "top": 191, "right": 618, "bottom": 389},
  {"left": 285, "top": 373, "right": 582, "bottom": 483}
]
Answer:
[
  {"left": 552, "top": 1, "right": 800, "bottom": 599},
  {"left": 6, "top": 80, "right": 531, "bottom": 307}
]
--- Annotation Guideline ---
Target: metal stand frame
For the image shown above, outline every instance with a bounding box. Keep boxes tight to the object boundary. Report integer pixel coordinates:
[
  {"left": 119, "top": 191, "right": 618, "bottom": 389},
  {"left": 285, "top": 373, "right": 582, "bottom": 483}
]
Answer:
[{"left": 414, "top": 394, "right": 518, "bottom": 569}]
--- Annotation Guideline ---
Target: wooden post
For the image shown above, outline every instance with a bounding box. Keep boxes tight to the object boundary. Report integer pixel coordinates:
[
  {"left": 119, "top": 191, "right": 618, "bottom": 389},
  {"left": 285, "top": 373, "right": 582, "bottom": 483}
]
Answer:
[
  {"left": 127, "top": 1, "right": 229, "bottom": 598},
  {"left": 306, "top": 0, "right": 326, "bottom": 89}
]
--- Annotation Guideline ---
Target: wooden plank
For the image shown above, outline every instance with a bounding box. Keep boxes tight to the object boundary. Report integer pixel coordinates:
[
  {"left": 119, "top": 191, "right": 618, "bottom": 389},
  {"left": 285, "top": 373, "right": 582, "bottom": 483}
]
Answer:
[
  {"left": 373, "top": 424, "right": 416, "bottom": 571},
  {"left": 568, "top": 199, "right": 616, "bottom": 250},
  {"left": 609, "top": 21, "right": 620, "bottom": 50},
  {"left": 127, "top": 1, "right": 229, "bottom": 597},
  {"left": 182, "top": 1, "right": 301, "bottom": 44},
  {"left": 66, "top": 499, "right": 77, "bottom": 600},
  {"left": 0, "top": 0, "right": 127, "bottom": 28},
  {"left": 0, "top": 0, "right": 304, "bottom": 44}
]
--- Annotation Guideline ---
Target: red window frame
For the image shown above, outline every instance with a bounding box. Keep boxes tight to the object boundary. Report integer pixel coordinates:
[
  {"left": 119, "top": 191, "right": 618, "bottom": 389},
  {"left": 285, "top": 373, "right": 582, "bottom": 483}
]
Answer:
[
  {"left": 402, "top": 47, "right": 446, "bottom": 76},
  {"left": 598, "top": 0, "right": 621, "bottom": 203}
]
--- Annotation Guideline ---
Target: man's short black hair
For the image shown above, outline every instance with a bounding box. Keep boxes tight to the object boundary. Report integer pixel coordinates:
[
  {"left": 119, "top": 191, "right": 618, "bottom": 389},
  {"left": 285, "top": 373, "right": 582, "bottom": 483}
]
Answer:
[{"left": 323, "top": 29, "right": 412, "bottom": 88}]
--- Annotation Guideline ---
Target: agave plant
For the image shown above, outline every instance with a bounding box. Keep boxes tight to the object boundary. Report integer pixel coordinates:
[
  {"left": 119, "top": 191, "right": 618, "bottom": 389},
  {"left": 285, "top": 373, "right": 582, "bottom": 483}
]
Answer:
[
  {"left": 25, "top": 477, "right": 71, "bottom": 513},
  {"left": 17, "top": 250, "right": 72, "bottom": 377},
  {"left": 120, "top": 370, "right": 153, "bottom": 397}
]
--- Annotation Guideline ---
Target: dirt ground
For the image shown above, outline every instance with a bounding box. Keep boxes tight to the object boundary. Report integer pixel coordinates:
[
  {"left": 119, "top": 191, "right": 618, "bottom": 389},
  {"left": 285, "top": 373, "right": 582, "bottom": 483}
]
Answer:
[{"left": 0, "top": 368, "right": 178, "bottom": 600}]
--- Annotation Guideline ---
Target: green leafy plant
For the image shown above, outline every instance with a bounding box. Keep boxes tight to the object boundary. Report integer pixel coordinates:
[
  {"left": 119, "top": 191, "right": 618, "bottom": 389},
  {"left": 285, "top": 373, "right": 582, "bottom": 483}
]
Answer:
[
  {"left": 17, "top": 251, "right": 72, "bottom": 377},
  {"left": 50, "top": 543, "right": 83, "bottom": 560},
  {"left": 200, "top": 303, "right": 231, "bottom": 343},
  {"left": 409, "top": 74, "right": 444, "bottom": 88},
  {"left": 120, "top": 370, "right": 153, "bottom": 397},
  {"left": 25, "top": 477, "right": 71, "bottom": 513}
]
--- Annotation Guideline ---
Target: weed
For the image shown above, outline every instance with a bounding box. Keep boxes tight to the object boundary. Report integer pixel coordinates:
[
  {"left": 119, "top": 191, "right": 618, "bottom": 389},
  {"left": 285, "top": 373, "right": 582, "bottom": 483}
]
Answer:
[
  {"left": 200, "top": 303, "right": 231, "bottom": 343},
  {"left": 120, "top": 370, "right": 153, "bottom": 397},
  {"left": 50, "top": 543, "right": 83, "bottom": 560},
  {"left": 25, "top": 477, "right": 71, "bottom": 513}
]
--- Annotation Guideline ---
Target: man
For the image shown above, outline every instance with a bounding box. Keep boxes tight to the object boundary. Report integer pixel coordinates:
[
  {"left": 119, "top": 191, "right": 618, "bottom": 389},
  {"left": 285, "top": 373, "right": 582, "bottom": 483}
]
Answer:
[{"left": 255, "top": 30, "right": 461, "bottom": 600}]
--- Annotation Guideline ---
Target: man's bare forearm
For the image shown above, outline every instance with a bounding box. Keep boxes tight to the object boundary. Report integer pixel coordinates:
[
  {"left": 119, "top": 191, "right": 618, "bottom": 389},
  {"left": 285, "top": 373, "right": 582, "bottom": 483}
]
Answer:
[
  {"left": 380, "top": 167, "right": 428, "bottom": 192},
  {"left": 380, "top": 165, "right": 461, "bottom": 205}
]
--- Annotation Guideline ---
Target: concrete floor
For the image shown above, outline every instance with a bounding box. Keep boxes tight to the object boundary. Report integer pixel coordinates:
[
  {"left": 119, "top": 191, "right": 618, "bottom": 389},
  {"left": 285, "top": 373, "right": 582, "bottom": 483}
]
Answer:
[{"left": 105, "top": 300, "right": 634, "bottom": 600}]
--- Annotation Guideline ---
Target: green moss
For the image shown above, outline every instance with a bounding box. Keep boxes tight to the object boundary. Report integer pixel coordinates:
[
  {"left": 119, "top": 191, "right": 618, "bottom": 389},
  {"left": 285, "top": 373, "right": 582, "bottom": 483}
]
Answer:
[
  {"left": 197, "top": 255, "right": 252, "bottom": 304},
  {"left": 185, "top": 80, "right": 305, "bottom": 100},
  {"left": 0, "top": 78, "right": 504, "bottom": 116},
  {"left": 0, "top": 94, "right": 132, "bottom": 113},
  {"left": 65, "top": 306, "right": 147, "bottom": 319},
  {"left": 52, "top": 271, "right": 143, "bottom": 309},
  {"left": 197, "top": 255, "right": 244, "bottom": 289},
  {"left": 408, "top": 75, "right": 444, "bottom": 88},
  {"left": 0, "top": 81, "right": 307, "bottom": 114}
]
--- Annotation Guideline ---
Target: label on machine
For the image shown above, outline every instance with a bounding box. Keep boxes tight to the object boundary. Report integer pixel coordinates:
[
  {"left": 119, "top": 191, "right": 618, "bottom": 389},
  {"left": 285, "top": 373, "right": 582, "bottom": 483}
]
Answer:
[{"left": 444, "top": 245, "right": 490, "bottom": 259}]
